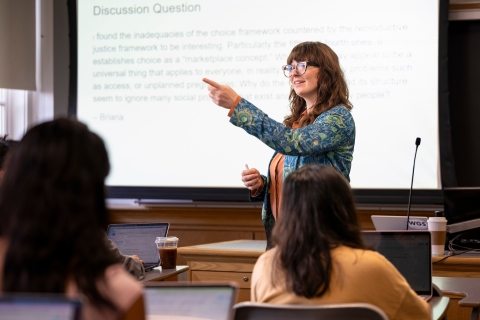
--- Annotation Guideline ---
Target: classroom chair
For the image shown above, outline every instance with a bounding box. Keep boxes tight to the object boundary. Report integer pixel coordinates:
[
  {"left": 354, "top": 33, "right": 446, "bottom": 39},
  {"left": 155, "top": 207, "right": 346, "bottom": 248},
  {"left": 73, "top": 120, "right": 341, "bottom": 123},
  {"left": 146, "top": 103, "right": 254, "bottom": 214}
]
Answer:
[{"left": 233, "top": 302, "right": 389, "bottom": 320}]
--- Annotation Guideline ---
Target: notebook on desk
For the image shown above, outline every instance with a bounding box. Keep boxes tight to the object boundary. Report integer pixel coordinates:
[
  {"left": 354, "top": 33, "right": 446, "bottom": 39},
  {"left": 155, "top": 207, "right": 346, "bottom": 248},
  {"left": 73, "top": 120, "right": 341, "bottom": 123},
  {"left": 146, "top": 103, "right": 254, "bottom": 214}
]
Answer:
[
  {"left": 362, "top": 231, "right": 433, "bottom": 301},
  {"left": 144, "top": 282, "right": 238, "bottom": 320},
  {"left": 107, "top": 223, "right": 169, "bottom": 271}
]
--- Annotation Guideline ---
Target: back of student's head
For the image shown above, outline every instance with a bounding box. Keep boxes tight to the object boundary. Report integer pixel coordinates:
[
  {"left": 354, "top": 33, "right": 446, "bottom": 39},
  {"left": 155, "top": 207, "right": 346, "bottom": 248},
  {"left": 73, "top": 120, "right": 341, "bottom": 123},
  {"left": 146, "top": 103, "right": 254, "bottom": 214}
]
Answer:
[
  {"left": 272, "top": 164, "right": 366, "bottom": 298},
  {"left": 0, "top": 118, "right": 117, "bottom": 309}
]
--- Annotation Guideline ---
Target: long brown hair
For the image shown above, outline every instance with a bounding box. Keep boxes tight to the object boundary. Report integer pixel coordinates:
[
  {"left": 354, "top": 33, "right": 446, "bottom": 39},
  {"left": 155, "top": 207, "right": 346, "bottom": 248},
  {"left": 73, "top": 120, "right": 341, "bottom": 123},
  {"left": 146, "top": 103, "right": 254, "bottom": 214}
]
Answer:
[
  {"left": 284, "top": 42, "right": 352, "bottom": 128},
  {"left": 272, "top": 164, "right": 366, "bottom": 298}
]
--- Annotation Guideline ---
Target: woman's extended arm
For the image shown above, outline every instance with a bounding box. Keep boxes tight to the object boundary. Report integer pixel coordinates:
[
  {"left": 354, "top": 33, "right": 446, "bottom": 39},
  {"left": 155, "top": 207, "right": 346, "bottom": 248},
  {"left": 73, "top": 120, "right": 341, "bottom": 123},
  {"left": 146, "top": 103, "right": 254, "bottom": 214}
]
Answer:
[
  {"left": 230, "top": 98, "right": 355, "bottom": 156},
  {"left": 203, "top": 77, "right": 354, "bottom": 157}
]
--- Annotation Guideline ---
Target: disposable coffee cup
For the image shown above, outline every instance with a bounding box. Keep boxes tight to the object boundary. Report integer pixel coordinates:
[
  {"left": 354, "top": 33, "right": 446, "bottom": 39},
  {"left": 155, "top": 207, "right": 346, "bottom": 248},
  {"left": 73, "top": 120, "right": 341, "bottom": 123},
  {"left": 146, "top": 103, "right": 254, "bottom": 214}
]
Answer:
[
  {"left": 427, "top": 217, "right": 447, "bottom": 256},
  {"left": 155, "top": 236, "right": 179, "bottom": 269}
]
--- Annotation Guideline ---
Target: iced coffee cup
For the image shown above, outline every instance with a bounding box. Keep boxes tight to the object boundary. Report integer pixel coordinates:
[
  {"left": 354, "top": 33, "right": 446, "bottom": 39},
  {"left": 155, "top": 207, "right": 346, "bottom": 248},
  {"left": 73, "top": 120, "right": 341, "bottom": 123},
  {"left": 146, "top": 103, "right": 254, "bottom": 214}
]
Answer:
[
  {"left": 427, "top": 217, "right": 447, "bottom": 256},
  {"left": 155, "top": 236, "right": 179, "bottom": 269}
]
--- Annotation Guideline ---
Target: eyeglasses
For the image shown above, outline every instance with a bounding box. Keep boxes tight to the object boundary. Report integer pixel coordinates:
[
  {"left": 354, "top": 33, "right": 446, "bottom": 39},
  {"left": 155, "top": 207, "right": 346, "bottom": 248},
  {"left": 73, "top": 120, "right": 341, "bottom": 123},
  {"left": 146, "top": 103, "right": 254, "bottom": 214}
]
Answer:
[{"left": 282, "top": 61, "right": 319, "bottom": 77}]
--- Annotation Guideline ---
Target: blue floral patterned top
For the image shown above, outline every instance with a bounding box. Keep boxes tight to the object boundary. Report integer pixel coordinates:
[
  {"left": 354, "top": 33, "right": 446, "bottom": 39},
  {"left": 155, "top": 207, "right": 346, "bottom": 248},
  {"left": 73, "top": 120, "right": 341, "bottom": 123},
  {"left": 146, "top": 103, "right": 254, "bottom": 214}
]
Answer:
[{"left": 230, "top": 98, "right": 355, "bottom": 249}]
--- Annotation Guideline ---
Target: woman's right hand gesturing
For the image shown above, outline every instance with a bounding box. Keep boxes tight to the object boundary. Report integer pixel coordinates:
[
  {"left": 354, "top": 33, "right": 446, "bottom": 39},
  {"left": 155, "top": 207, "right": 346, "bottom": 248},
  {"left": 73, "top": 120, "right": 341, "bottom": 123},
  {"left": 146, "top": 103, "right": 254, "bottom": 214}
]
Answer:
[{"left": 241, "top": 168, "right": 264, "bottom": 192}]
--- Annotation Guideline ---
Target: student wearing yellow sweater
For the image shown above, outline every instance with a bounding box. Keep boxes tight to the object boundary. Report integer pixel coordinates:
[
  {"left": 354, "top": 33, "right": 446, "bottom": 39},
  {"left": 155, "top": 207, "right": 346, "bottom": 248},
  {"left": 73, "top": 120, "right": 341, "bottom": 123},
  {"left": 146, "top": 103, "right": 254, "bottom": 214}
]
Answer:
[{"left": 251, "top": 164, "right": 430, "bottom": 320}]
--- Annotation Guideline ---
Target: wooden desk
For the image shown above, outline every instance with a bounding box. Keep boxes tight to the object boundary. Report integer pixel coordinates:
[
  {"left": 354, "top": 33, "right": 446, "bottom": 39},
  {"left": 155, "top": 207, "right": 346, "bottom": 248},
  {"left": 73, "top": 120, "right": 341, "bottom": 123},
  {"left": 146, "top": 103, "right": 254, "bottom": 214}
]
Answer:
[
  {"left": 142, "top": 265, "right": 189, "bottom": 282},
  {"left": 433, "top": 253, "right": 480, "bottom": 278},
  {"left": 109, "top": 205, "right": 436, "bottom": 265},
  {"left": 179, "top": 240, "right": 478, "bottom": 319},
  {"left": 433, "top": 277, "right": 480, "bottom": 320},
  {"left": 178, "top": 240, "right": 480, "bottom": 281},
  {"left": 431, "top": 296, "right": 451, "bottom": 320},
  {"left": 178, "top": 240, "right": 265, "bottom": 302}
]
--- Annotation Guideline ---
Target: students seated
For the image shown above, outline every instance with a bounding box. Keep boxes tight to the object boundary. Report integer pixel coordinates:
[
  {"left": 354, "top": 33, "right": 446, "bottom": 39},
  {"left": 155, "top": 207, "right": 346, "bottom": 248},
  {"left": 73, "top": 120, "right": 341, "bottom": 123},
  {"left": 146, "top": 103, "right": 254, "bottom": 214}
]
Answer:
[
  {"left": 0, "top": 119, "right": 144, "bottom": 320},
  {"left": 251, "top": 164, "right": 430, "bottom": 320}
]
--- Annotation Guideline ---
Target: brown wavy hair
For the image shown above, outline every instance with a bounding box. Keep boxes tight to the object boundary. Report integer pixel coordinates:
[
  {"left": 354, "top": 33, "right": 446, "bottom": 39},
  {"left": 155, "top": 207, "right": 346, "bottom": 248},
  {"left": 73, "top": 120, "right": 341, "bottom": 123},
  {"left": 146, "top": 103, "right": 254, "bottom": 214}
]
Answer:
[
  {"left": 283, "top": 42, "right": 352, "bottom": 128},
  {"left": 272, "top": 164, "right": 367, "bottom": 298}
]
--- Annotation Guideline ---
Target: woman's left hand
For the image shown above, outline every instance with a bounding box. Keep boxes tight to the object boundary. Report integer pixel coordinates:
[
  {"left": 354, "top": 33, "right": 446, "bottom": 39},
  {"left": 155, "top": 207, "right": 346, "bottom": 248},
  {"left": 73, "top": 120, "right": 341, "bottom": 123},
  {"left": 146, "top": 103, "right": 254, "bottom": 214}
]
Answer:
[{"left": 203, "top": 78, "right": 239, "bottom": 109}]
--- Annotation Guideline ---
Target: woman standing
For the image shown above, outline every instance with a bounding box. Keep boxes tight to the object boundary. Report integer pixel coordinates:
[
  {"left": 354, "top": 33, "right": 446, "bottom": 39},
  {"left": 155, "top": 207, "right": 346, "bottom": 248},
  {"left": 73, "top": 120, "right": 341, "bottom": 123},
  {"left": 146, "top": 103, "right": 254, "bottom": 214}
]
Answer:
[{"left": 204, "top": 42, "right": 355, "bottom": 247}]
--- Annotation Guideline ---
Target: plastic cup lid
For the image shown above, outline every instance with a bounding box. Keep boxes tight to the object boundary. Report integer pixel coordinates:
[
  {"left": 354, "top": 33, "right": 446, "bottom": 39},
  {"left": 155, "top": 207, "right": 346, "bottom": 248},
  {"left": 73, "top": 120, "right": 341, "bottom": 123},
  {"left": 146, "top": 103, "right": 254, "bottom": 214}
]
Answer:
[
  {"left": 155, "top": 236, "right": 179, "bottom": 243},
  {"left": 427, "top": 217, "right": 447, "bottom": 221}
]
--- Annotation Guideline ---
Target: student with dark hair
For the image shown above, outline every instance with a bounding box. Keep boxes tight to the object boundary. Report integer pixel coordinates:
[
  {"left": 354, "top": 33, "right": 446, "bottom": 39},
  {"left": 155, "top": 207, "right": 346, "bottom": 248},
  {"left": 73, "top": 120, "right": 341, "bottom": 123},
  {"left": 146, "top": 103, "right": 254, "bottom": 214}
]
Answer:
[
  {"left": 0, "top": 135, "right": 17, "bottom": 177},
  {"left": 0, "top": 133, "right": 145, "bottom": 281},
  {"left": 0, "top": 119, "right": 144, "bottom": 319},
  {"left": 251, "top": 164, "right": 430, "bottom": 320},
  {"left": 204, "top": 42, "right": 355, "bottom": 248}
]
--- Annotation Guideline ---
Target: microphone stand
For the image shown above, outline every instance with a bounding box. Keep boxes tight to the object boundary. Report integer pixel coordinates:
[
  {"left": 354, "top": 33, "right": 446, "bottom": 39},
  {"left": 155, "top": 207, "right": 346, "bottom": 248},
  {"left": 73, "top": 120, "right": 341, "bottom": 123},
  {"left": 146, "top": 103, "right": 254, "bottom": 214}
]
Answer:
[{"left": 406, "top": 137, "right": 421, "bottom": 230}]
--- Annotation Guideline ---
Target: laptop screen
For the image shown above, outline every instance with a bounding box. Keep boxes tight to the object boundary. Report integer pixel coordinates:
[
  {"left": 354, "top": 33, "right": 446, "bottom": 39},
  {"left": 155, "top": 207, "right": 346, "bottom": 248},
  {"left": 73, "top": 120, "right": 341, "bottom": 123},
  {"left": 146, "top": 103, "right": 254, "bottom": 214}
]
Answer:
[
  {"left": 361, "top": 231, "right": 432, "bottom": 296},
  {"left": 107, "top": 223, "right": 169, "bottom": 266},
  {"left": 144, "top": 283, "right": 237, "bottom": 320},
  {"left": 0, "top": 295, "right": 81, "bottom": 320}
]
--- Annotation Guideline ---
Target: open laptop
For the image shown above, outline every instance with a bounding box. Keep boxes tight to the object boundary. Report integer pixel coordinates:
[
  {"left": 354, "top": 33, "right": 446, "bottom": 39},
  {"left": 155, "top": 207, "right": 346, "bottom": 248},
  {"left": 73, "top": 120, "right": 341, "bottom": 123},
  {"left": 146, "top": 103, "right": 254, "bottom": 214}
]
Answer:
[
  {"left": 361, "top": 231, "right": 433, "bottom": 301},
  {"left": 0, "top": 294, "right": 82, "bottom": 320},
  {"left": 143, "top": 282, "right": 238, "bottom": 320},
  {"left": 371, "top": 215, "right": 428, "bottom": 230},
  {"left": 107, "top": 223, "right": 169, "bottom": 272}
]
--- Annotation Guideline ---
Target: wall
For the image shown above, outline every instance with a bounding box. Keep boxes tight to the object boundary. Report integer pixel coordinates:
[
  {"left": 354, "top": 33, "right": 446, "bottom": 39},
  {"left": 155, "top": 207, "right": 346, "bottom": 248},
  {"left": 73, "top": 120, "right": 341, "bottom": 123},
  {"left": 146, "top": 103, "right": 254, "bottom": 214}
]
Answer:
[
  {"left": 53, "top": 0, "right": 70, "bottom": 118},
  {"left": 448, "top": 19, "right": 480, "bottom": 186}
]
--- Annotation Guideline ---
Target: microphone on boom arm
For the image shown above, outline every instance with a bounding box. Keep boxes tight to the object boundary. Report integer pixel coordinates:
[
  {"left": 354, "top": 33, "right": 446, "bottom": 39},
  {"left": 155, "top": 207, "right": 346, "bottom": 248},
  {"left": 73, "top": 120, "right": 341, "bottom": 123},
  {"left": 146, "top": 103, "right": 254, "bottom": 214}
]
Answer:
[{"left": 406, "top": 137, "right": 421, "bottom": 230}]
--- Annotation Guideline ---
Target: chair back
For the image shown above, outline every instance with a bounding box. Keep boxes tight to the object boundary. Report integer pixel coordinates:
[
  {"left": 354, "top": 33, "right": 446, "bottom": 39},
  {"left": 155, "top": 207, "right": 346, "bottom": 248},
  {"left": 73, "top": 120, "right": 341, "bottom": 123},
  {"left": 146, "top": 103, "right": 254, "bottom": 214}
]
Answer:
[{"left": 233, "top": 302, "right": 389, "bottom": 320}]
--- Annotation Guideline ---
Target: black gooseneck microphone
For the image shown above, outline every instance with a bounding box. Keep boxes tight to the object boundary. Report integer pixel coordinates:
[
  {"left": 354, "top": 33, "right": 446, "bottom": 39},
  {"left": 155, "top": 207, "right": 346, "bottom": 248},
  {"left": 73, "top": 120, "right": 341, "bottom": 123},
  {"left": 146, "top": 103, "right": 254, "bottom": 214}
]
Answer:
[{"left": 406, "top": 137, "right": 421, "bottom": 230}]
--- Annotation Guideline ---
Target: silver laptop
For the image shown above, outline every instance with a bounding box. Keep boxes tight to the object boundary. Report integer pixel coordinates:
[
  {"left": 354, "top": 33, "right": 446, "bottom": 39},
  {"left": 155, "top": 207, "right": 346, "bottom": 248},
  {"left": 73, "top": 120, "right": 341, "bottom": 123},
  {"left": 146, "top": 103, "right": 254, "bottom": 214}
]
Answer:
[
  {"left": 0, "top": 294, "right": 82, "bottom": 320},
  {"left": 371, "top": 215, "right": 428, "bottom": 230},
  {"left": 362, "top": 231, "right": 433, "bottom": 301},
  {"left": 107, "top": 223, "right": 169, "bottom": 271},
  {"left": 144, "top": 282, "right": 238, "bottom": 320}
]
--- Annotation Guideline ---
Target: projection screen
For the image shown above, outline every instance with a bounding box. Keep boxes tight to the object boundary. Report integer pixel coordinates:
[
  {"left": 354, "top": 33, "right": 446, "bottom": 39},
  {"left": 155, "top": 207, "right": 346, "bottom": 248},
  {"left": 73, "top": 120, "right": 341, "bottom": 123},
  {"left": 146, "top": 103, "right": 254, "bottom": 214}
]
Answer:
[{"left": 73, "top": 0, "right": 445, "bottom": 202}]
